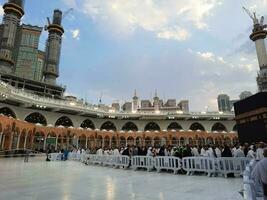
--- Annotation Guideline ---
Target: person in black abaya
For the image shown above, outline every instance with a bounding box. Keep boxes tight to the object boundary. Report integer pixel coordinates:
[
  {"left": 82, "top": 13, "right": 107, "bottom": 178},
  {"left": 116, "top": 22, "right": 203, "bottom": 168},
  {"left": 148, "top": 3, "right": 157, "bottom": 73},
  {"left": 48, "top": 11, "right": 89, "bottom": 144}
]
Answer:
[{"left": 222, "top": 145, "right": 234, "bottom": 177}]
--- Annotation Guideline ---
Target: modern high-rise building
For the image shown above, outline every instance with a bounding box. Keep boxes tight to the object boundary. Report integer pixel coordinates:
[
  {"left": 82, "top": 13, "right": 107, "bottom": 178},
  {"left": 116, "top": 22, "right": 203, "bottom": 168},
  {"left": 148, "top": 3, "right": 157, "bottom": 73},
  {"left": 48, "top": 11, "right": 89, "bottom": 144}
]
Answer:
[
  {"left": 0, "top": 0, "right": 65, "bottom": 97},
  {"left": 239, "top": 91, "right": 253, "bottom": 100},
  {"left": 217, "top": 94, "right": 231, "bottom": 112},
  {"left": 14, "top": 24, "right": 43, "bottom": 80}
]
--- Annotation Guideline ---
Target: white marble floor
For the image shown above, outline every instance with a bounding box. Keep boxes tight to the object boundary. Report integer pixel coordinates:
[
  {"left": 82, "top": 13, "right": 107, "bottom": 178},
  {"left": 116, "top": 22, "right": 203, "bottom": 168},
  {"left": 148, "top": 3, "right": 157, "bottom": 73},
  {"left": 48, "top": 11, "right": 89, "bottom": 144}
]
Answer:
[{"left": 0, "top": 158, "right": 243, "bottom": 200}]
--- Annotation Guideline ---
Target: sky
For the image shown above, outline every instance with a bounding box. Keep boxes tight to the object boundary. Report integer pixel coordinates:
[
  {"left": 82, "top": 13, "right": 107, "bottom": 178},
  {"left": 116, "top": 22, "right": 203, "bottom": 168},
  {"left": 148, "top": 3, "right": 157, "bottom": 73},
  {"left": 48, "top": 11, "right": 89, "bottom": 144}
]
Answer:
[{"left": 1, "top": 0, "right": 267, "bottom": 111}]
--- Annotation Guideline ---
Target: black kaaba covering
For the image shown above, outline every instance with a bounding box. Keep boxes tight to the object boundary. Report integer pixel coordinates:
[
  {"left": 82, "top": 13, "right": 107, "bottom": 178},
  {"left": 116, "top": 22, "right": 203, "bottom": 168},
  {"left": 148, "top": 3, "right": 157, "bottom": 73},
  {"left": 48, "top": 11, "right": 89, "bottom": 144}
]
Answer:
[{"left": 234, "top": 92, "right": 267, "bottom": 143}]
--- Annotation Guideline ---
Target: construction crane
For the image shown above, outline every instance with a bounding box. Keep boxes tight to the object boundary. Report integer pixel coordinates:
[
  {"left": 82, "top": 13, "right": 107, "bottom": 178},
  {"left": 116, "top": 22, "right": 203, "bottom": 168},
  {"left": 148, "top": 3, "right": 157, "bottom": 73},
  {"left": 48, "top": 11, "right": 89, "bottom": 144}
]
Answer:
[
  {"left": 243, "top": 7, "right": 267, "bottom": 30},
  {"left": 44, "top": 8, "right": 74, "bottom": 30},
  {"left": 63, "top": 8, "right": 74, "bottom": 19},
  {"left": 243, "top": 6, "right": 259, "bottom": 25}
]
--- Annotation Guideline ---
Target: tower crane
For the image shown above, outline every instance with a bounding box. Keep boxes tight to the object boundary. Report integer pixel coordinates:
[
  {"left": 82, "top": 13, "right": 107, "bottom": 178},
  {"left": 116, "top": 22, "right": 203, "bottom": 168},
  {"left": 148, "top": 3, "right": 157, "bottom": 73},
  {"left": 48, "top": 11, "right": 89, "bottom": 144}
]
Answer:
[
  {"left": 243, "top": 6, "right": 267, "bottom": 29},
  {"left": 44, "top": 8, "right": 74, "bottom": 30},
  {"left": 243, "top": 6, "right": 259, "bottom": 25}
]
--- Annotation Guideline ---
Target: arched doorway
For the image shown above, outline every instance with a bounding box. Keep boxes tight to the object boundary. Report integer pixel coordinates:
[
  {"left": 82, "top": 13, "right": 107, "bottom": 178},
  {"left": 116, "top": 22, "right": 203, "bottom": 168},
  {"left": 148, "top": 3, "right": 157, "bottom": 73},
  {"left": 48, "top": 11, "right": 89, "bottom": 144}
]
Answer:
[
  {"left": 80, "top": 119, "right": 95, "bottom": 130},
  {"left": 167, "top": 122, "right": 183, "bottom": 131},
  {"left": 55, "top": 116, "right": 73, "bottom": 127},
  {"left": 122, "top": 122, "right": 138, "bottom": 131},
  {"left": 154, "top": 137, "right": 161, "bottom": 147},
  {"left": 127, "top": 137, "right": 134, "bottom": 146},
  {"left": 46, "top": 132, "right": 57, "bottom": 151},
  {"left": 211, "top": 123, "right": 227, "bottom": 132},
  {"left": 100, "top": 121, "right": 116, "bottom": 131},
  {"left": 104, "top": 136, "right": 110, "bottom": 147},
  {"left": 33, "top": 132, "right": 45, "bottom": 152},
  {"left": 144, "top": 122, "right": 160, "bottom": 131},
  {"left": 189, "top": 123, "right": 205, "bottom": 131},
  {"left": 25, "top": 113, "right": 47, "bottom": 126},
  {"left": 79, "top": 134, "right": 87, "bottom": 149},
  {"left": 119, "top": 136, "right": 126, "bottom": 146},
  {"left": 145, "top": 137, "right": 152, "bottom": 146},
  {"left": 136, "top": 137, "right": 142, "bottom": 147},
  {"left": 0, "top": 107, "right": 16, "bottom": 118}
]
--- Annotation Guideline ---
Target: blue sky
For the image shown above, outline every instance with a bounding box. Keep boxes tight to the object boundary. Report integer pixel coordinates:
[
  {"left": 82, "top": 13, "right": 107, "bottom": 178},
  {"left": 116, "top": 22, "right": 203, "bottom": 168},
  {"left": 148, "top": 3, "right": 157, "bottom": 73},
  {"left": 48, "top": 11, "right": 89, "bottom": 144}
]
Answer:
[{"left": 1, "top": 0, "right": 267, "bottom": 111}]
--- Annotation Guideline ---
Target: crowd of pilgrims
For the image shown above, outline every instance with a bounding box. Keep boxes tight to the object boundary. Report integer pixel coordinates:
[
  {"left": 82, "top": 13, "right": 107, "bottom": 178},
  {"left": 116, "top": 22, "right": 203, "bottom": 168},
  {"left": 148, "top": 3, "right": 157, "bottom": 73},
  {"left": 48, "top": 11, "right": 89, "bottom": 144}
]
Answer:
[{"left": 67, "top": 142, "right": 266, "bottom": 160}]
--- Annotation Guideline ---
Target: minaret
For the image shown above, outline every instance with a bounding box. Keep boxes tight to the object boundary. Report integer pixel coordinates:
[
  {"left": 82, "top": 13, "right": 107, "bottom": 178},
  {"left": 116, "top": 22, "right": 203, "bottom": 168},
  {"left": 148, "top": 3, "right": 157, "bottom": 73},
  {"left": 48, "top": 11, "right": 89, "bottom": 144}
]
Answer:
[
  {"left": 132, "top": 89, "right": 138, "bottom": 112},
  {"left": 244, "top": 8, "right": 267, "bottom": 91},
  {"left": 43, "top": 9, "right": 64, "bottom": 85},
  {"left": 0, "top": 0, "right": 25, "bottom": 74},
  {"left": 153, "top": 90, "right": 160, "bottom": 111}
]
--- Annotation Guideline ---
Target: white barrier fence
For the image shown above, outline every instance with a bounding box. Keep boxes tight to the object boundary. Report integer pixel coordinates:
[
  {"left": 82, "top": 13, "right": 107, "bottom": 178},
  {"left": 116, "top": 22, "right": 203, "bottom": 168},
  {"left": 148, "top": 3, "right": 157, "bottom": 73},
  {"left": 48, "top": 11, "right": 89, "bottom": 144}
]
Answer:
[
  {"left": 154, "top": 156, "right": 181, "bottom": 174},
  {"left": 48, "top": 153, "right": 253, "bottom": 178},
  {"left": 182, "top": 157, "right": 216, "bottom": 177},
  {"left": 132, "top": 156, "right": 154, "bottom": 171}
]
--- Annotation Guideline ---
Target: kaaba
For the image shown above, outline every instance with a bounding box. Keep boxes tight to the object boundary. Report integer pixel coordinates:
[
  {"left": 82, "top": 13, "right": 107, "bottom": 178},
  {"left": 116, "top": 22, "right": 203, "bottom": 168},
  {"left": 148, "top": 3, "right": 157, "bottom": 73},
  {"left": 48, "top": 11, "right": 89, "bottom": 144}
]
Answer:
[{"left": 234, "top": 92, "right": 267, "bottom": 143}]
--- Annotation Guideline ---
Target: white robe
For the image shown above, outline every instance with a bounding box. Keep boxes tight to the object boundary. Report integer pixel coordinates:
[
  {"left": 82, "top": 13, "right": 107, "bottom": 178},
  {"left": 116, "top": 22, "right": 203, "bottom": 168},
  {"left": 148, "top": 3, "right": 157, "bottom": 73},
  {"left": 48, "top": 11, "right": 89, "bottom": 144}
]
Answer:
[
  {"left": 256, "top": 148, "right": 264, "bottom": 160},
  {"left": 233, "top": 149, "right": 245, "bottom": 157},
  {"left": 246, "top": 150, "right": 255, "bottom": 159},
  {"left": 215, "top": 148, "right": 222, "bottom": 158},
  {"left": 252, "top": 158, "right": 267, "bottom": 199},
  {"left": 191, "top": 147, "right": 199, "bottom": 157}
]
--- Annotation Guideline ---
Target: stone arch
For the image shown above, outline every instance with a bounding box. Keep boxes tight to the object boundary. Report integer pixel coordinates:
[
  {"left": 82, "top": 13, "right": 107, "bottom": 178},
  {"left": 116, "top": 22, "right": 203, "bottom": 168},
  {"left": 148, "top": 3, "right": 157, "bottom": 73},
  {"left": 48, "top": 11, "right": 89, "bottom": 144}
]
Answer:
[
  {"left": 104, "top": 136, "right": 110, "bottom": 147},
  {"left": 189, "top": 122, "right": 205, "bottom": 131},
  {"left": 0, "top": 107, "right": 16, "bottom": 118},
  {"left": 180, "top": 137, "right": 185, "bottom": 145},
  {"left": 79, "top": 134, "right": 87, "bottom": 149},
  {"left": 55, "top": 116, "right": 73, "bottom": 127},
  {"left": 154, "top": 136, "right": 161, "bottom": 147},
  {"left": 25, "top": 112, "right": 47, "bottom": 126},
  {"left": 96, "top": 135, "right": 102, "bottom": 148},
  {"left": 80, "top": 119, "right": 95, "bottom": 130},
  {"left": 145, "top": 136, "right": 152, "bottom": 146},
  {"left": 111, "top": 136, "right": 117, "bottom": 147},
  {"left": 211, "top": 123, "right": 227, "bottom": 132},
  {"left": 33, "top": 132, "right": 45, "bottom": 151},
  {"left": 119, "top": 136, "right": 126, "bottom": 146},
  {"left": 172, "top": 137, "right": 178, "bottom": 146},
  {"left": 127, "top": 136, "right": 134, "bottom": 146},
  {"left": 100, "top": 121, "right": 116, "bottom": 131},
  {"left": 167, "top": 122, "right": 183, "bottom": 131},
  {"left": 122, "top": 122, "right": 138, "bottom": 131},
  {"left": 136, "top": 137, "right": 142, "bottom": 147},
  {"left": 18, "top": 129, "right": 27, "bottom": 149},
  {"left": 144, "top": 122, "right": 160, "bottom": 131},
  {"left": 88, "top": 135, "right": 95, "bottom": 149},
  {"left": 46, "top": 132, "right": 57, "bottom": 150}
]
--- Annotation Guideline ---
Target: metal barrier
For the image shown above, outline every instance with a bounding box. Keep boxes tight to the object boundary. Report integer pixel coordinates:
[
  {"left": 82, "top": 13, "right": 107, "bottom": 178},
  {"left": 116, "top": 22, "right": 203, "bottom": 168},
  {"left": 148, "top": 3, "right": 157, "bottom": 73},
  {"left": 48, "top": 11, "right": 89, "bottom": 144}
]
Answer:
[
  {"left": 154, "top": 156, "right": 181, "bottom": 174},
  {"left": 182, "top": 157, "right": 216, "bottom": 177},
  {"left": 217, "top": 157, "right": 251, "bottom": 178},
  {"left": 131, "top": 156, "right": 154, "bottom": 171},
  {"left": 113, "top": 155, "right": 130, "bottom": 168}
]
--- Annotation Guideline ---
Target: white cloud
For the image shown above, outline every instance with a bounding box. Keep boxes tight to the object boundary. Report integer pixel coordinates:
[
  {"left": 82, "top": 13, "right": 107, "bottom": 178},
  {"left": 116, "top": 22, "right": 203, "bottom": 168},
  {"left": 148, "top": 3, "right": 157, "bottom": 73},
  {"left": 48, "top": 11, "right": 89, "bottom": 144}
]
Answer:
[
  {"left": 157, "top": 26, "right": 190, "bottom": 41},
  {"left": 63, "top": 0, "right": 77, "bottom": 8},
  {"left": 70, "top": 29, "right": 80, "bottom": 40},
  {"left": 67, "top": 0, "right": 221, "bottom": 41},
  {"left": 197, "top": 51, "right": 216, "bottom": 62},
  {"left": 0, "top": 5, "right": 3, "bottom": 16}
]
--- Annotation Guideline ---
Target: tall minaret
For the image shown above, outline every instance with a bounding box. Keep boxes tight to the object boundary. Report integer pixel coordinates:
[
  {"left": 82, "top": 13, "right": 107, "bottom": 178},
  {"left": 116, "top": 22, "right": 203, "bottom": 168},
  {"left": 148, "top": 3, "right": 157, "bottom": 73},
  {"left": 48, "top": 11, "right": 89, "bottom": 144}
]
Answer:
[
  {"left": 153, "top": 90, "right": 160, "bottom": 111},
  {"left": 0, "top": 0, "right": 25, "bottom": 74},
  {"left": 43, "top": 9, "right": 64, "bottom": 85},
  {"left": 244, "top": 8, "right": 267, "bottom": 91},
  {"left": 132, "top": 89, "right": 138, "bottom": 112}
]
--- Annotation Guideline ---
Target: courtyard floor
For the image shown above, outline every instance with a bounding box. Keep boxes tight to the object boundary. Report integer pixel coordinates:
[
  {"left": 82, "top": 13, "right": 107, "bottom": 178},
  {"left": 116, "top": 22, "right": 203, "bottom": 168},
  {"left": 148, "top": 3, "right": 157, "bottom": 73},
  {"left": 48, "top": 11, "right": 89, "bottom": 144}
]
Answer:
[{"left": 0, "top": 157, "right": 243, "bottom": 200}]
